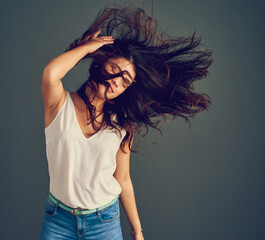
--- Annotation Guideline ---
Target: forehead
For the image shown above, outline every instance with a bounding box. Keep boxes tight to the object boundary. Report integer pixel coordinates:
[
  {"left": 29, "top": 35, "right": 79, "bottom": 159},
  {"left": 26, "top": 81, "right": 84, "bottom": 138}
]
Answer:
[{"left": 106, "top": 58, "right": 136, "bottom": 80}]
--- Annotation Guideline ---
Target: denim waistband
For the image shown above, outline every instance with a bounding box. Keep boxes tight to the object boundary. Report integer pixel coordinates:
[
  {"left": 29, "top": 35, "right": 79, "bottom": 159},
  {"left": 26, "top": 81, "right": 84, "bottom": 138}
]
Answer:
[{"left": 48, "top": 192, "right": 119, "bottom": 216}]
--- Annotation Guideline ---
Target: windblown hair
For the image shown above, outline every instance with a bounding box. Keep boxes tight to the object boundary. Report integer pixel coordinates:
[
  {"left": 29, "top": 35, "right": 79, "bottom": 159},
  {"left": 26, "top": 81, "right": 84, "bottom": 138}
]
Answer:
[{"left": 65, "top": 3, "right": 213, "bottom": 153}]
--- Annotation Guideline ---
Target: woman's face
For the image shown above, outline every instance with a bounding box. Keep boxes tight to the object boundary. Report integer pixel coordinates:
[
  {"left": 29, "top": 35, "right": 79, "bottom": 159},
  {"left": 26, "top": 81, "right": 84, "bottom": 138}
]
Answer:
[{"left": 97, "top": 57, "right": 136, "bottom": 100}]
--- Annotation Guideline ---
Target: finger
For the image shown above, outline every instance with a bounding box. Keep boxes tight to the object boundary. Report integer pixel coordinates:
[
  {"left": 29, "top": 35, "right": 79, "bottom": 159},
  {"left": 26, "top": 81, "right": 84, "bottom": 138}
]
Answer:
[
  {"left": 101, "top": 37, "right": 114, "bottom": 41},
  {"left": 98, "top": 36, "right": 113, "bottom": 40},
  {"left": 103, "top": 38, "right": 115, "bottom": 42},
  {"left": 98, "top": 36, "right": 114, "bottom": 42},
  {"left": 100, "top": 36, "right": 114, "bottom": 40},
  {"left": 92, "top": 29, "right": 101, "bottom": 39},
  {"left": 102, "top": 40, "right": 115, "bottom": 45}
]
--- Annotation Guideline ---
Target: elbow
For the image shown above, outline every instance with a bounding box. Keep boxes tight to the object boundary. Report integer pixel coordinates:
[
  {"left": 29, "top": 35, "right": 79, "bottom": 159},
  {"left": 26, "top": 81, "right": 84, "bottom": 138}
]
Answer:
[
  {"left": 42, "top": 67, "right": 59, "bottom": 84},
  {"left": 114, "top": 175, "right": 131, "bottom": 184}
]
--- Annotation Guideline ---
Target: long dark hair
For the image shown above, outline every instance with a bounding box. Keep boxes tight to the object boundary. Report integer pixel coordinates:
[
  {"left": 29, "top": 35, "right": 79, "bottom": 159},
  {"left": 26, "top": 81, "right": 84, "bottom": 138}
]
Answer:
[{"left": 65, "top": 3, "right": 213, "bottom": 153}]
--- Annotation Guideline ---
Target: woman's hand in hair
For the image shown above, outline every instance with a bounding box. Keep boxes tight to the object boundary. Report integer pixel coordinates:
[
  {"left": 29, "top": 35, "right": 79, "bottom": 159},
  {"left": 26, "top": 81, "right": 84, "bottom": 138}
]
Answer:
[{"left": 80, "top": 29, "right": 114, "bottom": 54}]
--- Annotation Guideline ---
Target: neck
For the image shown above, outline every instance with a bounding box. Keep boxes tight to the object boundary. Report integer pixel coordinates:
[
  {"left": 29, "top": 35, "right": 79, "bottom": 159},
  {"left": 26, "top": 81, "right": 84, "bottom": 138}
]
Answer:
[{"left": 85, "top": 84, "right": 105, "bottom": 112}]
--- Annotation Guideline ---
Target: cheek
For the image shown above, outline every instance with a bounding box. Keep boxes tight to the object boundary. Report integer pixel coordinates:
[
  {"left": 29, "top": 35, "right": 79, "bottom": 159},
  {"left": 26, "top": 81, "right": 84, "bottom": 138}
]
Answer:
[{"left": 117, "top": 89, "right": 126, "bottom": 96}]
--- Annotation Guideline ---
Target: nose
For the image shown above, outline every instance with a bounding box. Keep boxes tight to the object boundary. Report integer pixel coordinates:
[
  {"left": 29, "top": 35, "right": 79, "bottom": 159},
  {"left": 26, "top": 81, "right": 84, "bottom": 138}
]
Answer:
[
  {"left": 111, "top": 77, "right": 122, "bottom": 88},
  {"left": 111, "top": 78, "right": 117, "bottom": 87}
]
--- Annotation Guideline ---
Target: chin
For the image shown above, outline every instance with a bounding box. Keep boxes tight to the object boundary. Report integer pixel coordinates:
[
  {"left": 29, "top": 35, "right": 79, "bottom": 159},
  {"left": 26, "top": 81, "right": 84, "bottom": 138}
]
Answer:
[{"left": 107, "top": 93, "right": 117, "bottom": 100}]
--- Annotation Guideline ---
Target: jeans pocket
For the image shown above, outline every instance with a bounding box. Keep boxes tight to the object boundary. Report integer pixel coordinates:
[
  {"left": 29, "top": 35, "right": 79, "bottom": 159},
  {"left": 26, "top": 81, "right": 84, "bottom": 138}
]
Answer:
[
  {"left": 97, "top": 199, "right": 120, "bottom": 223},
  {"left": 44, "top": 197, "right": 58, "bottom": 217}
]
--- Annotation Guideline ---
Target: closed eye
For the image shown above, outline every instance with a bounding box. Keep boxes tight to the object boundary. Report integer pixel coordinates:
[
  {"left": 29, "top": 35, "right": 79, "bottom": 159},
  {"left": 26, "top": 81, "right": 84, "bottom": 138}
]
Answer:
[{"left": 111, "top": 66, "right": 131, "bottom": 88}]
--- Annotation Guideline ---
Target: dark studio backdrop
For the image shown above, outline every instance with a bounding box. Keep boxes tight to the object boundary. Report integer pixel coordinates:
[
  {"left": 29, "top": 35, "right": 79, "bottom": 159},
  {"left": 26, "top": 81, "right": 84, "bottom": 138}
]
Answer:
[{"left": 1, "top": 0, "right": 264, "bottom": 239}]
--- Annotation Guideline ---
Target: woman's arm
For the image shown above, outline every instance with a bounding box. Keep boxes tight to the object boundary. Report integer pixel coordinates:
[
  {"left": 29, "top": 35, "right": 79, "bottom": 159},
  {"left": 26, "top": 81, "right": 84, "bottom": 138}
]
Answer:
[
  {"left": 41, "top": 30, "right": 114, "bottom": 110},
  {"left": 43, "top": 43, "right": 92, "bottom": 80},
  {"left": 43, "top": 29, "right": 114, "bottom": 80},
  {"left": 114, "top": 136, "right": 144, "bottom": 240},
  {"left": 119, "top": 178, "right": 144, "bottom": 239}
]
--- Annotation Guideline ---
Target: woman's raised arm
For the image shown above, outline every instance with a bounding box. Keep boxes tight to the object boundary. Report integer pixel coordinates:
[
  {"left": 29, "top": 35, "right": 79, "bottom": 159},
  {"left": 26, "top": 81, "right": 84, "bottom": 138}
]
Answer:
[
  {"left": 42, "top": 29, "right": 114, "bottom": 81},
  {"left": 41, "top": 29, "right": 114, "bottom": 110}
]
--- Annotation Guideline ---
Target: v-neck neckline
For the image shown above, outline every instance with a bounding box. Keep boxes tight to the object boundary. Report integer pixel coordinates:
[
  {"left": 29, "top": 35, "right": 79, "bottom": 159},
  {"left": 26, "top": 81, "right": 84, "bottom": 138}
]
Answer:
[{"left": 68, "top": 91, "right": 102, "bottom": 141}]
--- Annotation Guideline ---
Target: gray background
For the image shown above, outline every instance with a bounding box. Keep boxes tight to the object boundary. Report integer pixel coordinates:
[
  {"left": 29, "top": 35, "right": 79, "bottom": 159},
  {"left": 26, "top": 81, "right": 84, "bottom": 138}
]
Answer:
[{"left": 1, "top": 0, "right": 264, "bottom": 239}]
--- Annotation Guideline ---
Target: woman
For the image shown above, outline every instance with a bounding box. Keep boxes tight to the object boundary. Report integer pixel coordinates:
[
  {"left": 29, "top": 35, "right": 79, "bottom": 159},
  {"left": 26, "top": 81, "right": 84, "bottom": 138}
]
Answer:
[{"left": 40, "top": 3, "right": 213, "bottom": 240}]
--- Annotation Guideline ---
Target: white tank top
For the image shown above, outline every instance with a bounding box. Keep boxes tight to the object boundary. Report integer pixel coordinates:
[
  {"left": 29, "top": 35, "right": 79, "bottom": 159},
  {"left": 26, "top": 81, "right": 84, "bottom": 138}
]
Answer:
[{"left": 44, "top": 91, "right": 126, "bottom": 209}]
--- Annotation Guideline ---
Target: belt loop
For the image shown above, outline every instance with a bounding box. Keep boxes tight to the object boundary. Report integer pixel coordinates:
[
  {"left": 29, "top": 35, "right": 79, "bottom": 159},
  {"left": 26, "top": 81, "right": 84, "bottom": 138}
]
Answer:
[{"left": 55, "top": 199, "right": 59, "bottom": 211}]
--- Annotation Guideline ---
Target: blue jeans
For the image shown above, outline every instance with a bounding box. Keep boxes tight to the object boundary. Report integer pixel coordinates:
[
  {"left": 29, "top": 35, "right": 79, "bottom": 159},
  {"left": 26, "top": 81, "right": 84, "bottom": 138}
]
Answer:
[{"left": 40, "top": 195, "right": 123, "bottom": 240}]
